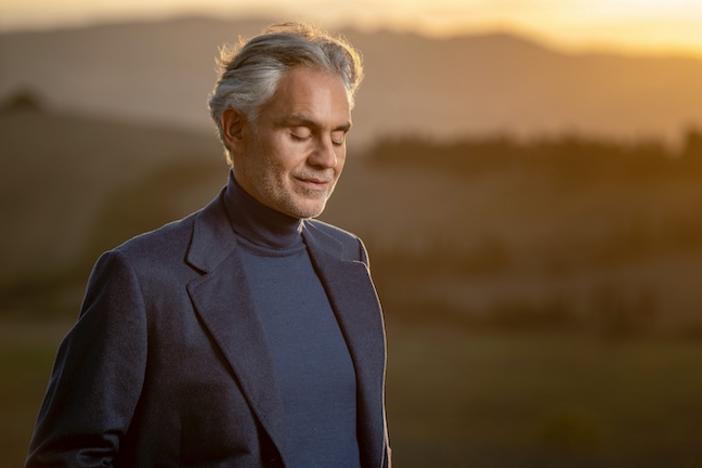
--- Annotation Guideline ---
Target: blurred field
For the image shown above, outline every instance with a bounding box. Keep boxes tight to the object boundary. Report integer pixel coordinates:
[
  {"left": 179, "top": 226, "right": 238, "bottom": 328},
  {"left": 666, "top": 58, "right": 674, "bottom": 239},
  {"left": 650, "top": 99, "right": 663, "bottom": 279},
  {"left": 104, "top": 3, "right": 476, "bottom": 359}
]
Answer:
[
  {"left": 386, "top": 320, "right": 702, "bottom": 467},
  {"left": 5, "top": 315, "right": 702, "bottom": 467},
  {"left": 0, "top": 317, "right": 73, "bottom": 465}
]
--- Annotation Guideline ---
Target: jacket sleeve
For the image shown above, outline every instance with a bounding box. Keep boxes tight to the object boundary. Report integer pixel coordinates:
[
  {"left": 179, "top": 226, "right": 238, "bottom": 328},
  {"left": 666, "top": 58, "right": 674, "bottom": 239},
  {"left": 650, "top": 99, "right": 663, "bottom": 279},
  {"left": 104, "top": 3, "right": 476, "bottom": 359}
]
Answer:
[{"left": 26, "top": 250, "right": 148, "bottom": 467}]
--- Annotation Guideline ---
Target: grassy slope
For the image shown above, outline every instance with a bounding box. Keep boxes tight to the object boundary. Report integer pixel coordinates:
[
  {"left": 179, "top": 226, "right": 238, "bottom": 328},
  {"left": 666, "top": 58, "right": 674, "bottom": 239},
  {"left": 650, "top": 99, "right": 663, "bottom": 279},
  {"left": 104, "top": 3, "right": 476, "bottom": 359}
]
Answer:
[
  {"left": 4, "top": 317, "right": 702, "bottom": 467},
  {"left": 386, "top": 321, "right": 702, "bottom": 467}
]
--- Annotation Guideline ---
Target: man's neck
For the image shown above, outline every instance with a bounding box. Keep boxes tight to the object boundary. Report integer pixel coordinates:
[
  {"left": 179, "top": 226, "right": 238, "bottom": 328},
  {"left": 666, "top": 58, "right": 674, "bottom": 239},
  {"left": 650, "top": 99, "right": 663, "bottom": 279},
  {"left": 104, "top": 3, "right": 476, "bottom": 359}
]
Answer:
[{"left": 222, "top": 170, "right": 303, "bottom": 250}]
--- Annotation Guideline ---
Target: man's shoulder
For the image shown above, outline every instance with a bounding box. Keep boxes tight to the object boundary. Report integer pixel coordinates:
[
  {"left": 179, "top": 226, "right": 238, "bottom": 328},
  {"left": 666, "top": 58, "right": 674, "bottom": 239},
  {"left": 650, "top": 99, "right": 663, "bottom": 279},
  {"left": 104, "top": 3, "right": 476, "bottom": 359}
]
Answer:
[
  {"left": 98, "top": 208, "right": 204, "bottom": 284},
  {"left": 304, "top": 219, "right": 369, "bottom": 264},
  {"left": 113, "top": 211, "right": 197, "bottom": 260},
  {"left": 81, "top": 209, "right": 202, "bottom": 301}
]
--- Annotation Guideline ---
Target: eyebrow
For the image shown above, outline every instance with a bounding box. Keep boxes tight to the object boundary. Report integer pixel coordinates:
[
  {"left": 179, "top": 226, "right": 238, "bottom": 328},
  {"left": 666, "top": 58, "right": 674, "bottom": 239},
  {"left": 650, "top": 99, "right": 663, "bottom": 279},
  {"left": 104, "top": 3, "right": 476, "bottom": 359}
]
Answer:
[{"left": 276, "top": 113, "right": 352, "bottom": 133}]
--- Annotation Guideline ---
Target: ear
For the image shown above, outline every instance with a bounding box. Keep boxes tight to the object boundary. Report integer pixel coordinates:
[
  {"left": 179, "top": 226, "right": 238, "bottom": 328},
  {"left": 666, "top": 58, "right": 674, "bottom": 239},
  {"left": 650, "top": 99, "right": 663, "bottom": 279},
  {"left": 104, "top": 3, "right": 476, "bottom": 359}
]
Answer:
[{"left": 221, "top": 107, "right": 247, "bottom": 156}]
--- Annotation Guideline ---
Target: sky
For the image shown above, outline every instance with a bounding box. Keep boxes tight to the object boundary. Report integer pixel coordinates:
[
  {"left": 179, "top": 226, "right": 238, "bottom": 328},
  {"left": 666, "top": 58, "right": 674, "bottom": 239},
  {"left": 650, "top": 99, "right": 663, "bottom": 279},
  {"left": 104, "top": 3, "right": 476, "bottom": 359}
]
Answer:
[{"left": 2, "top": 0, "right": 702, "bottom": 56}]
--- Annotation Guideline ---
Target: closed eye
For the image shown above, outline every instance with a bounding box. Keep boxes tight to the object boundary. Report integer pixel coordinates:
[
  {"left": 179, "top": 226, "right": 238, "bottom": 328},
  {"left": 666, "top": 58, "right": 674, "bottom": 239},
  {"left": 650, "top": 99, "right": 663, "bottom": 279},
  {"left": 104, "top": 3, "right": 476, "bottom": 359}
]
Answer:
[
  {"left": 331, "top": 131, "right": 346, "bottom": 146},
  {"left": 290, "top": 126, "right": 312, "bottom": 142},
  {"left": 290, "top": 132, "right": 310, "bottom": 142}
]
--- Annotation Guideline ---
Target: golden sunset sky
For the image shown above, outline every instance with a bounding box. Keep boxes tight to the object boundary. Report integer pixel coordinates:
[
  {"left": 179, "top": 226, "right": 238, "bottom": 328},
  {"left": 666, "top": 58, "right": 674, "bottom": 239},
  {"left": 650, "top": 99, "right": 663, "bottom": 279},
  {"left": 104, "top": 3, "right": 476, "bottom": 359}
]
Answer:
[{"left": 2, "top": 0, "right": 702, "bottom": 56}]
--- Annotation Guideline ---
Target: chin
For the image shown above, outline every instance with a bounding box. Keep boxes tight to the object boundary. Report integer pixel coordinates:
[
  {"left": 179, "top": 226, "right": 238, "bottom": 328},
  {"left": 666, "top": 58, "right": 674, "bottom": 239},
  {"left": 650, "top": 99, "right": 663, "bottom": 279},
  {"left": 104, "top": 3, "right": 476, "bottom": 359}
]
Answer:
[
  {"left": 293, "top": 206, "right": 325, "bottom": 219},
  {"left": 274, "top": 191, "right": 326, "bottom": 218},
  {"left": 287, "top": 201, "right": 327, "bottom": 219}
]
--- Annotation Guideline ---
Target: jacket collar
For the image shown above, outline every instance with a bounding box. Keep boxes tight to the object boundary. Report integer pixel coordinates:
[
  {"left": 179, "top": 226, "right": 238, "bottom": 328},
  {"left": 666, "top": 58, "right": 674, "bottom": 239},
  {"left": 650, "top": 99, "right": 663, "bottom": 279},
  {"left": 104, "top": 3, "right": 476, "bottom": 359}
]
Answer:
[
  {"left": 185, "top": 187, "right": 342, "bottom": 272},
  {"left": 185, "top": 187, "right": 237, "bottom": 273}
]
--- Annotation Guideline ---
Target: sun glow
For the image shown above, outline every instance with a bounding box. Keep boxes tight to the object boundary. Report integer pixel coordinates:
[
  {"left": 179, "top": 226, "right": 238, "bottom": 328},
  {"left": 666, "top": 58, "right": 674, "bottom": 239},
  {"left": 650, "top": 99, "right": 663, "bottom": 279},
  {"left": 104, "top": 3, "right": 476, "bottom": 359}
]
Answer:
[{"left": 2, "top": 0, "right": 702, "bottom": 56}]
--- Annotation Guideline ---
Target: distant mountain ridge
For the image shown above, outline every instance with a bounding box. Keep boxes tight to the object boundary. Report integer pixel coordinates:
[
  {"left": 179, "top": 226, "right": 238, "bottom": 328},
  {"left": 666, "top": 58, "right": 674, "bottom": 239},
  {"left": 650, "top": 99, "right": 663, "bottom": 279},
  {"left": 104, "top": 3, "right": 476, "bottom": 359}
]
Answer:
[{"left": 2, "top": 16, "right": 701, "bottom": 145}]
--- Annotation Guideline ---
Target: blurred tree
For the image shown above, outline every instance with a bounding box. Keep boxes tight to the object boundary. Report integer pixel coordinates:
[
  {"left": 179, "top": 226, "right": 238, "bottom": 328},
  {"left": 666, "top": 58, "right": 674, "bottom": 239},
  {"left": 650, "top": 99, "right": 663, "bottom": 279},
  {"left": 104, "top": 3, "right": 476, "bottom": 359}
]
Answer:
[
  {"left": 682, "top": 126, "right": 702, "bottom": 159},
  {"left": 0, "top": 88, "right": 45, "bottom": 113}
]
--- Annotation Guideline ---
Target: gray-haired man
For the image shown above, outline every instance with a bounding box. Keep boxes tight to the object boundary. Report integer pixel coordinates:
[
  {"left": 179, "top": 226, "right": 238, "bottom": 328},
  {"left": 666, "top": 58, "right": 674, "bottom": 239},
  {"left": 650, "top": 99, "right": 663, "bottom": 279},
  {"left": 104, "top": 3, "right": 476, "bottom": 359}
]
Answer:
[{"left": 27, "top": 23, "right": 391, "bottom": 468}]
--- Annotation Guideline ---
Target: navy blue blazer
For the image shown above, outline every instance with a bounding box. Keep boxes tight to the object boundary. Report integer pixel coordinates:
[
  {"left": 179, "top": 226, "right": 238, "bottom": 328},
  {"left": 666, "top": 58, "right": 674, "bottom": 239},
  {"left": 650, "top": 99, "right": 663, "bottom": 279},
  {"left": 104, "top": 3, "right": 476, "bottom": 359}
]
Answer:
[{"left": 26, "top": 183, "right": 390, "bottom": 467}]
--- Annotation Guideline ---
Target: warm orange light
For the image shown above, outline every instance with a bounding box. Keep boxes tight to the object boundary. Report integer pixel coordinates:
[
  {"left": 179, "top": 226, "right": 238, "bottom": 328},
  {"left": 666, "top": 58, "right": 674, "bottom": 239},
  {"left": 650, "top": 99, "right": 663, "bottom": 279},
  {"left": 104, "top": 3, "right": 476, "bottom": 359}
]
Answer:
[{"left": 2, "top": 0, "right": 702, "bottom": 56}]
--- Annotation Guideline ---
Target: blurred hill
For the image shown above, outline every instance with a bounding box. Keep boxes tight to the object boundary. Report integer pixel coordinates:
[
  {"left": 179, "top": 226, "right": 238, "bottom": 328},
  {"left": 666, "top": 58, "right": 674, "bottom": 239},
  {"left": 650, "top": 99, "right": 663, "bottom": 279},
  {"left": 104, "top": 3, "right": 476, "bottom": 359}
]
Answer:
[
  {"left": 0, "top": 99, "right": 224, "bottom": 311},
  {"left": 2, "top": 16, "right": 702, "bottom": 146},
  {"left": 2, "top": 101, "right": 702, "bottom": 336}
]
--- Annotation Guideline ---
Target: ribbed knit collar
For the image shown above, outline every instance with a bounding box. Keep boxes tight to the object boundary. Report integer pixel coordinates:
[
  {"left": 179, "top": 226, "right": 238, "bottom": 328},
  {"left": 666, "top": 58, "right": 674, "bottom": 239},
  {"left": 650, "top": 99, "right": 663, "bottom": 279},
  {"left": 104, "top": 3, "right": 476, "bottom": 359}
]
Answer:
[{"left": 222, "top": 170, "right": 304, "bottom": 251}]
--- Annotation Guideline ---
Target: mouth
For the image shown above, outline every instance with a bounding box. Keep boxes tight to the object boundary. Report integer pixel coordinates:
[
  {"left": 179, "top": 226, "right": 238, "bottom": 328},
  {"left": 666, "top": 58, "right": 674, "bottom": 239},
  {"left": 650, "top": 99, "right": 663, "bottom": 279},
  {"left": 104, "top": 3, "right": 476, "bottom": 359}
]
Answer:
[{"left": 294, "top": 176, "right": 332, "bottom": 189}]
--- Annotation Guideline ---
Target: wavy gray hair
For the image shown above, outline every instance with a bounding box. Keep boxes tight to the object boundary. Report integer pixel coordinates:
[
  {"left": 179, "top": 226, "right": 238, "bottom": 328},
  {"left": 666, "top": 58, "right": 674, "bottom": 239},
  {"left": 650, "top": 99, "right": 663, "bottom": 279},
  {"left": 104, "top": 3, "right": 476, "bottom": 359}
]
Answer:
[{"left": 207, "top": 23, "right": 364, "bottom": 166}]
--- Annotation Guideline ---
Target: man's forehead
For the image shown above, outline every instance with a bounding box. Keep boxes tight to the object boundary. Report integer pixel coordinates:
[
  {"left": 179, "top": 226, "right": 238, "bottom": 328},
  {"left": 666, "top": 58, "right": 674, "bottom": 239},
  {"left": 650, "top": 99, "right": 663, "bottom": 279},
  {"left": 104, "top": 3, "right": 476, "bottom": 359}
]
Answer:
[{"left": 260, "top": 67, "right": 352, "bottom": 128}]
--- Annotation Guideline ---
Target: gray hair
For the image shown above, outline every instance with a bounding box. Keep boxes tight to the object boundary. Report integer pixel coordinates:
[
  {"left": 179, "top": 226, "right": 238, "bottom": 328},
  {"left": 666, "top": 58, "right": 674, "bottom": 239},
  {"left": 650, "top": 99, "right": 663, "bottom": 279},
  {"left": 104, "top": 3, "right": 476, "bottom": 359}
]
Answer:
[{"left": 207, "top": 22, "right": 364, "bottom": 164}]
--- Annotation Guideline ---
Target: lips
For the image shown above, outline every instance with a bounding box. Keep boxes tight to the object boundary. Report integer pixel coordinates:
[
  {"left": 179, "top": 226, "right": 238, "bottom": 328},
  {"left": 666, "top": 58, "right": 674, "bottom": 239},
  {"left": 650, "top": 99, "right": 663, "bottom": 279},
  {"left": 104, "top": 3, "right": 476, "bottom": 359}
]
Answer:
[{"left": 295, "top": 176, "right": 332, "bottom": 185}]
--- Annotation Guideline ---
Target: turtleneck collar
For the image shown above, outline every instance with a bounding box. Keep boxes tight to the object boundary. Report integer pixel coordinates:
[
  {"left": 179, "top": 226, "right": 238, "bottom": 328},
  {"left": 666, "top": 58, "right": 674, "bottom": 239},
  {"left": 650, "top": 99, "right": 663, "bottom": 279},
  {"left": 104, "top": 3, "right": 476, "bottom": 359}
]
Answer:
[{"left": 222, "top": 170, "right": 304, "bottom": 251}]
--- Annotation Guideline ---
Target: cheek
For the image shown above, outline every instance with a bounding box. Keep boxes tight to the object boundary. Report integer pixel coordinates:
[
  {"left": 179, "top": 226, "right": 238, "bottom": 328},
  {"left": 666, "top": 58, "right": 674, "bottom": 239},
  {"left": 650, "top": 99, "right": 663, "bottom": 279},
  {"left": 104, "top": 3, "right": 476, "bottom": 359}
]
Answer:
[
  {"left": 335, "top": 150, "right": 347, "bottom": 172},
  {"left": 253, "top": 136, "right": 288, "bottom": 172}
]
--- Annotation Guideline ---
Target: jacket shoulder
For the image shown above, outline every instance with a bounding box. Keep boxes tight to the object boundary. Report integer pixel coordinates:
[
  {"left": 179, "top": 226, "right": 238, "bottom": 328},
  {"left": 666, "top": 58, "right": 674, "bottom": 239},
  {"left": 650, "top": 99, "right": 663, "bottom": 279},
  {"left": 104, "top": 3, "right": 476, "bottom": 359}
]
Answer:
[
  {"left": 304, "top": 219, "right": 370, "bottom": 265},
  {"left": 102, "top": 209, "right": 202, "bottom": 282},
  {"left": 306, "top": 218, "right": 359, "bottom": 242}
]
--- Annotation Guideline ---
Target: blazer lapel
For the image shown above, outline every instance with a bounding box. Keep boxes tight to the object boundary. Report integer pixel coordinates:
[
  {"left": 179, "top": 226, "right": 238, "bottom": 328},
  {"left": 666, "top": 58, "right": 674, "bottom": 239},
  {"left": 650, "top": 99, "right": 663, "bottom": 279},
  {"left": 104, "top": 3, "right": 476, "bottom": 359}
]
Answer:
[
  {"left": 185, "top": 191, "right": 288, "bottom": 464},
  {"left": 303, "top": 223, "right": 387, "bottom": 468}
]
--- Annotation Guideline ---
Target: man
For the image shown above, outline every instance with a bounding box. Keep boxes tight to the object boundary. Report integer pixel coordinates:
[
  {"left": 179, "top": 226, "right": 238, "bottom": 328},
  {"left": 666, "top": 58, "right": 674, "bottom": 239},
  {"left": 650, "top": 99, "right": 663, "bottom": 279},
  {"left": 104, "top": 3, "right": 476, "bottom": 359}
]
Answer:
[{"left": 26, "top": 23, "right": 390, "bottom": 468}]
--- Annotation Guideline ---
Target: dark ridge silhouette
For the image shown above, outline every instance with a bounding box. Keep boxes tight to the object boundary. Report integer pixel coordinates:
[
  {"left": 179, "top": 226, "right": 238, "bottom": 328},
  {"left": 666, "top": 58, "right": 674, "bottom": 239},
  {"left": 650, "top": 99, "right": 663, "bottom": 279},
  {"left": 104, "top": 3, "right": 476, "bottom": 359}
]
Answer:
[
  {"left": 367, "top": 129, "right": 702, "bottom": 180},
  {"left": 2, "top": 16, "right": 702, "bottom": 144}
]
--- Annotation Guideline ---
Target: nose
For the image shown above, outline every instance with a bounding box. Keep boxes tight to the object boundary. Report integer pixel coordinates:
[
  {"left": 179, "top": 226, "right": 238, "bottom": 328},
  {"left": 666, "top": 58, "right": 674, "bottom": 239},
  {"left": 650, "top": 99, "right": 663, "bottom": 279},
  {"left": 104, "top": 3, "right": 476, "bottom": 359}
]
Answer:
[{"left": 308, "top": 135, "right": 338, "bottom": 169}]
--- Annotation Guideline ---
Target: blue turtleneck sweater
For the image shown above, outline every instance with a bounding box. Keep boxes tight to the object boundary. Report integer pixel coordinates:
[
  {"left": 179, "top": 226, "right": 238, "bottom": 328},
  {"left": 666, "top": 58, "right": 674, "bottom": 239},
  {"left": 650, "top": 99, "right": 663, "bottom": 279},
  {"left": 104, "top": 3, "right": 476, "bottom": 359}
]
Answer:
[{"left": 221, "top": 172, "right": 361, "bottom": 468}]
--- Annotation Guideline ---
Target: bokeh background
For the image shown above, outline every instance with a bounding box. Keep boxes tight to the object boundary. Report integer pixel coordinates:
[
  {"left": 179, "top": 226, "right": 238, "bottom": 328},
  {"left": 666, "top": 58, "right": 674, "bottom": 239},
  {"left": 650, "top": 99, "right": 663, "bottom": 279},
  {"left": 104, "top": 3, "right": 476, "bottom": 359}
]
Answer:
[{"left": 3, "top": 1, "right": 702, "bottom": 466}]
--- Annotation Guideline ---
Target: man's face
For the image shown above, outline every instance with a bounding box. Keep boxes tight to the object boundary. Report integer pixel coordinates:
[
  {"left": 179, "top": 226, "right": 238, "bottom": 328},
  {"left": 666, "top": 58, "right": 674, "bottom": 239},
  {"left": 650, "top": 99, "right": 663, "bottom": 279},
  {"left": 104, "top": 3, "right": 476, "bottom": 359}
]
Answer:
[{"left": 233, "top": 66, "right": 352, "bottom": 219}]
